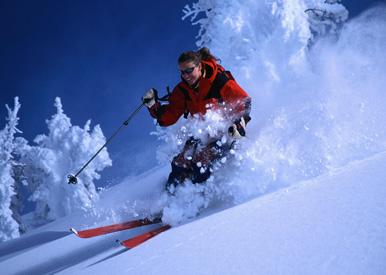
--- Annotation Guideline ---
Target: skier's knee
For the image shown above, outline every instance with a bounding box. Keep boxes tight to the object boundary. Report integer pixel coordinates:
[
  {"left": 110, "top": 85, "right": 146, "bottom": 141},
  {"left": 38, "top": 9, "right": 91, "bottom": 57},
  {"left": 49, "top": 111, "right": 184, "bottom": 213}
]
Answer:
[{"left": 191, "top": 164, "right": 211, "bottom": 183}]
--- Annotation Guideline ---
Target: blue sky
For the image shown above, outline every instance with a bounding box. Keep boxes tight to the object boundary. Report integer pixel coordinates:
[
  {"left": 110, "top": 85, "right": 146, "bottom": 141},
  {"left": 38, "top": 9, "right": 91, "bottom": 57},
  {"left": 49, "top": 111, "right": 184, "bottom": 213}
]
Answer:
[
  {"left": 0, "top": 0, "right": 197, "bottom": 136},
  {"left": 0, "top": 0, "right": 199, "bottom": 183},
  {"left": 0, "top": 0, "right": 383, "bottom": 184}
]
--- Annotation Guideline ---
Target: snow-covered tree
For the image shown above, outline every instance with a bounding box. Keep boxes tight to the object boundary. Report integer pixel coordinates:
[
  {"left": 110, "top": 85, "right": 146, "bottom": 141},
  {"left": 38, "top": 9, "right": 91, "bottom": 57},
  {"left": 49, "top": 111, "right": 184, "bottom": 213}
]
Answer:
[
  {"left": 305, "top": 0, "right": 348, "bottom": 46},
  {"left": 19, "top": 97, "right": 112, "bottom": 223},
  {"left": 10, "top": 136, "right": 29, "bottom": 233},
  {"left": 183, "top": 0, "right": 348, "bottom": 75},
  {"left": 0, "top": 97, "right": 23, "bottom": 242}
]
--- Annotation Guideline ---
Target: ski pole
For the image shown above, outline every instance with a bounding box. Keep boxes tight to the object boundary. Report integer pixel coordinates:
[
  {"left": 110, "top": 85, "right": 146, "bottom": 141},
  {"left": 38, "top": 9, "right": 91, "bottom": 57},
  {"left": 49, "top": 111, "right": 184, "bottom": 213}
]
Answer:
[{"left": 67, "top": 102, "right": 145, "bottom": 184}]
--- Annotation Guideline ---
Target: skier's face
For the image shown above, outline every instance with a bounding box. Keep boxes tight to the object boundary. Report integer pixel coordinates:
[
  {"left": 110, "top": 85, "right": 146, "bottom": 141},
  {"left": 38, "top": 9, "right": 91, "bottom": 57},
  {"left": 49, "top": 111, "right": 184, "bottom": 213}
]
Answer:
[{"left": 179, "top": 61, "right": 202, "bottom": 86}]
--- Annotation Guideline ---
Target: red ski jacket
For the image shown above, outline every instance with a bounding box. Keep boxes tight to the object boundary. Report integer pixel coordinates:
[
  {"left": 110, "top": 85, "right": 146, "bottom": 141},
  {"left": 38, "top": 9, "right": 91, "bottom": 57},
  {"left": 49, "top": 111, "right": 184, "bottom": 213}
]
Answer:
[{"left": 149, "top": 58, "right": 251, "bottom": 126}]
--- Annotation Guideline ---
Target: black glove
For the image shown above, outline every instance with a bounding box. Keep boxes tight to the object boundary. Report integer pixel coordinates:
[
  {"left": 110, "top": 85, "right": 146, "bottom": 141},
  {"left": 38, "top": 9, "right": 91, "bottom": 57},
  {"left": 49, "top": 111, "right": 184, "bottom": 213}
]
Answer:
[
  {"left": 142, "top": 88, "right": 158, "bottom": 108},
  {"left": 228, "top": 117, "right": 247, "bottom": 138}
]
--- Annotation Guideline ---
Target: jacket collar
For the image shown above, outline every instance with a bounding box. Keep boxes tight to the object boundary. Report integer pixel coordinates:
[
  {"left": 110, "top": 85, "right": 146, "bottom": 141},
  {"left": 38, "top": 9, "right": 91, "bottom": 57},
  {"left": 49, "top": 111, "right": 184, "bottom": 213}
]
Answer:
[{"left": 180, "top": 58, "right": 219, "bottom": 90}]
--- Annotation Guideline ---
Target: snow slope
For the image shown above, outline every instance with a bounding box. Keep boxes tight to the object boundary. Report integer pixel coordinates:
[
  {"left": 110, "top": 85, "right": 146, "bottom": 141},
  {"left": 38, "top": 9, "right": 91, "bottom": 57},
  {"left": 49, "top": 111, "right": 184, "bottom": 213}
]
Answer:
[{"left": 1, "top": 151, "right": 385, "bottom": 275}]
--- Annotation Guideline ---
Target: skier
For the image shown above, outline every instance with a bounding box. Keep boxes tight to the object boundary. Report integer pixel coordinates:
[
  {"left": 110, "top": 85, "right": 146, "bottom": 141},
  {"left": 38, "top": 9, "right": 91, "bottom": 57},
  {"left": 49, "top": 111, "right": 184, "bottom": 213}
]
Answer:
[{"left": 142, "top": 47, "right": 251, "bottom": 191}]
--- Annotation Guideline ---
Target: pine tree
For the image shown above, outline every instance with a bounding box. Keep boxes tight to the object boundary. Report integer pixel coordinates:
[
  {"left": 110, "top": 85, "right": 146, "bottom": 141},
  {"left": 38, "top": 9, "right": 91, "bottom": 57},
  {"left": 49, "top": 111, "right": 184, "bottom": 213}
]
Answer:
[
  {"left": 305, "top": 0, "right": 349, "bottom": 46},
  {"left": 0, "top": 97, "right": 22, "bottom": 242},
  {"left": 182, "top": 0, "right": 348, "bottom": 70},
  {"left": 19, "top": 97, "right": 112, "bottom": 223}
]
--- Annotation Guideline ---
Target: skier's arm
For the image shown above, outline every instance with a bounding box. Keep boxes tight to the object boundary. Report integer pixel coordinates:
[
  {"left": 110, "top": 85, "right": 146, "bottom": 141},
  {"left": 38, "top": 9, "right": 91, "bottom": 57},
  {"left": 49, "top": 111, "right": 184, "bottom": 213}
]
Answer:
[
  {"left": 220, "top": 80, "right": 252, "bottom": 138},
  {"left": 220, "top": 80, "right": 251, "bottom": 119},
  {"left": 146, "top": 87, "right": 186, "bottom": 127}
]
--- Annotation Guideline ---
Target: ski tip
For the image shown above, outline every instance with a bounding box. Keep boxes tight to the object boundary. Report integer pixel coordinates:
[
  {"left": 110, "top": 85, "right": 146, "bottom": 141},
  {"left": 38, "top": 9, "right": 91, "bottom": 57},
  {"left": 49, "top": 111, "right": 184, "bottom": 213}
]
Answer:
[
  {"left": 70, "top": 227, "right": 79, "bottom": 235},
  {"left": 116, "top": 239, "right": 127, "bottom": 248}
]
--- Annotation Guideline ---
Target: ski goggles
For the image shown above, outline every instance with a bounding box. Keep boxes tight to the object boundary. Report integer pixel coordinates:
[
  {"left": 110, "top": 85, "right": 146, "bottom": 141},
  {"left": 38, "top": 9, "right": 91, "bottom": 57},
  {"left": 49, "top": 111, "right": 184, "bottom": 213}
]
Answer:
[{"left": 180, "top": 66, "right": 197, "bottom": 75}]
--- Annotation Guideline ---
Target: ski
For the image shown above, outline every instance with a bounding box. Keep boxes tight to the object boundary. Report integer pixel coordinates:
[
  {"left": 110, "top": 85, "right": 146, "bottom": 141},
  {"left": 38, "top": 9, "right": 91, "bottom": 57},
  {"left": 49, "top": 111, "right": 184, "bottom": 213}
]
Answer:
[
  {"left": 119, "top": 224, "right": 171, "bottom": 249},
  {"left": 70, "top": 217, "right": 162, "bottom": 238}
]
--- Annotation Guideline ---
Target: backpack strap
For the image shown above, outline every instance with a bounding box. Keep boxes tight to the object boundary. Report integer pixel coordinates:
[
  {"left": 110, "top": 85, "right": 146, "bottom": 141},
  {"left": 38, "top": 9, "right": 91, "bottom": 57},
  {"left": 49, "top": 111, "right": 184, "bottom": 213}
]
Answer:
[
  {"left": 177, "top": 69, "right": 235, "bottom": 119},
  {"left": 204, "top": 70, "right": 234, "bottom": 102}
]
